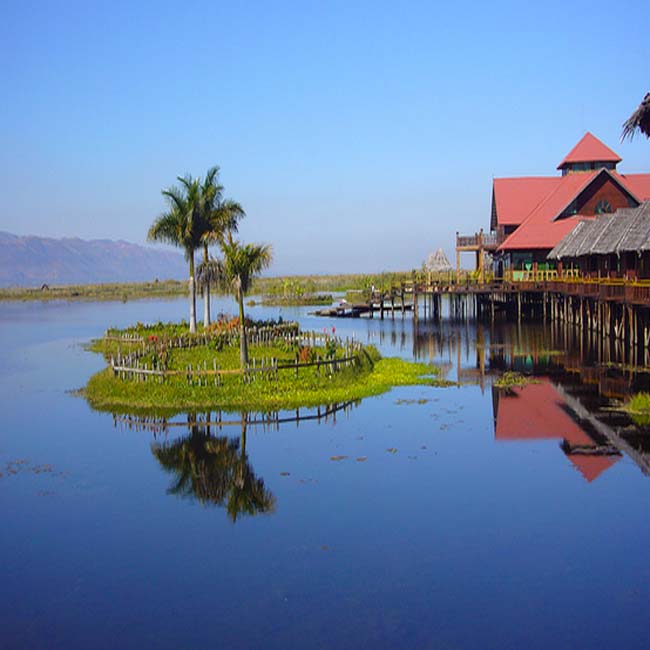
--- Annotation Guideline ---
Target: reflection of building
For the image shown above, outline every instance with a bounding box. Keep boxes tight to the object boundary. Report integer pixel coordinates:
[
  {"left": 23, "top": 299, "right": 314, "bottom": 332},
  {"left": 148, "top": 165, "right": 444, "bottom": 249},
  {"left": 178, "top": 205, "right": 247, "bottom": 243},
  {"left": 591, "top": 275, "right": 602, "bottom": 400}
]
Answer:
[{"left": 492, "top": 378, "right": 620, "bottom": 482}]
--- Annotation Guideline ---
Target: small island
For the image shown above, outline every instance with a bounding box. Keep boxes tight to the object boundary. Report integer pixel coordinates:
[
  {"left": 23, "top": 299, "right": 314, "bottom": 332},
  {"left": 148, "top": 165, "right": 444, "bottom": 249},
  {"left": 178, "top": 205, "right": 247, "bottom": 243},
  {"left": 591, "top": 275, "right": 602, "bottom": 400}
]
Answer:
[{"left": 84, "top": 317, "right": 449, "bottom": 414}]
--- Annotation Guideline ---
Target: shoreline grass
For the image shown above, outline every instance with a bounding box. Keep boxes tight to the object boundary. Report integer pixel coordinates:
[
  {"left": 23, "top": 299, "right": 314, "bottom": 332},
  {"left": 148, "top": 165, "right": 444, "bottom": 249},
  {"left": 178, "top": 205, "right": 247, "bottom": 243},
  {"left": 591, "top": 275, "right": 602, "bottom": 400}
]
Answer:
[{"left": 0, "top": 272, "right": 414, "bottom": 303}]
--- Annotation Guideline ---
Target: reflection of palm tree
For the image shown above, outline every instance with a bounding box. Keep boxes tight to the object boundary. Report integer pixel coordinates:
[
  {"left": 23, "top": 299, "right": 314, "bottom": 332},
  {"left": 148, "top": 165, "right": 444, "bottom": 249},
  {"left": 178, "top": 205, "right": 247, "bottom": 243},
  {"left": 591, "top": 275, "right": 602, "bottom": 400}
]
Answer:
[
  {"left": 227, "top": 422, "right": 276, "bottom": 522},
  {"left": 151, "top": 416, "right": 275, "bottom": 521}
]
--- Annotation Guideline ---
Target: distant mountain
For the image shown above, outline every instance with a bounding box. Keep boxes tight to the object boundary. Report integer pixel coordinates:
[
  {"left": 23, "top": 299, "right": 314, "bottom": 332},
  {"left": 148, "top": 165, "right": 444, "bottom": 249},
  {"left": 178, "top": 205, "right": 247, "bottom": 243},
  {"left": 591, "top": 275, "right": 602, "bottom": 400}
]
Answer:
[{"left": 0, "top": 232, "right": 187, "bottom": 287}]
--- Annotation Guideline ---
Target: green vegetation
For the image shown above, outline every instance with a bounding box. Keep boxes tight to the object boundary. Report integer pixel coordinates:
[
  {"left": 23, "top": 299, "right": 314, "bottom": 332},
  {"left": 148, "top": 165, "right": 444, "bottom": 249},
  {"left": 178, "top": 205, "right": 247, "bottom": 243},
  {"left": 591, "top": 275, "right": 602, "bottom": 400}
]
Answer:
[
  {"left": 83, "top": 320, "right": 447, "bottom": 415},
  {"left": 0, "top": 280, "right": 187, "bottom": 303},
  {"left": 0, "top": 272, "right": 415, "bottom": 303},
  {"left": 494, "top": 371, "right": 538, "bottom": 388},
  {"left": 250, "top": 294, "right": 334, "bottom": 307},
  {"left": 624, "top": 392, "right": 650, "bottom": 426},
  {"left": 216, "top": 239, "right": 273, "bottom": 366},
  {"left": 148, "top": 172, "right": 207, "bottom": 333},
  {"left": 148, "top": 164, "right": 265, "bottom": 341},
  {"left": 194, "top": 168, "right": 246, "bottom": 328}
]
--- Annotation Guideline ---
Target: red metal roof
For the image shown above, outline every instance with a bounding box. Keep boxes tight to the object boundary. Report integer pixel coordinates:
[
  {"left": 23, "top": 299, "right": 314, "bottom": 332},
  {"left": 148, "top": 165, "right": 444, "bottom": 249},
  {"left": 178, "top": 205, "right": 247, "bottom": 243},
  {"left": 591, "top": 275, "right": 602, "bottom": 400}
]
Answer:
[
  {"left": 497, "top": 169, "right": 644, "bottom": 252},
  {"left": 493, "top": 177, "right": 561, "bottom": 226},
  {"left": 557, "top": 132, "right": 622, "bottom": 169},
  {"left": 623, "top": 173, "right": 650, "bottom": 200},
  {"left": 490, "top": 133, "right": 650, "bottom": 251},
  {"left": 498, "top": 171, "right": 600, "bottom": 251}
]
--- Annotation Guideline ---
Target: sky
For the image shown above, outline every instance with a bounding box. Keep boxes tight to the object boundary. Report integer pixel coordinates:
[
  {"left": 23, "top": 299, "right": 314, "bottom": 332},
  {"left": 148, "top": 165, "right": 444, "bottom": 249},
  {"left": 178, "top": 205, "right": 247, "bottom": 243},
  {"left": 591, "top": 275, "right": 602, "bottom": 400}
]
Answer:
[{"left": 1, "top": 0, "right": 648, "bottom": 275}]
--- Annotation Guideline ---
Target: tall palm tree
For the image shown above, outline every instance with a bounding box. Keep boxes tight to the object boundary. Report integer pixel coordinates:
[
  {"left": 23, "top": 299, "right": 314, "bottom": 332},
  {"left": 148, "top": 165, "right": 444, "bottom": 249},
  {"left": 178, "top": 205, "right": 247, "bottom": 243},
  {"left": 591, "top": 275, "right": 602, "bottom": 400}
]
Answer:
[
  {"left": 148, "top": 177, "right": 204, "bottom": 333},
  {"left": 217, "top": 239, "right": 272, "bottom": 367},
  {"left": 622, "top": 92, "right": 650, "bottom": 141},
  {"left": 197, "top": 193, "right": 246, "bottom": 327},
  {"left": 190, "top": 166, "right": 224, "bottom": 329}
]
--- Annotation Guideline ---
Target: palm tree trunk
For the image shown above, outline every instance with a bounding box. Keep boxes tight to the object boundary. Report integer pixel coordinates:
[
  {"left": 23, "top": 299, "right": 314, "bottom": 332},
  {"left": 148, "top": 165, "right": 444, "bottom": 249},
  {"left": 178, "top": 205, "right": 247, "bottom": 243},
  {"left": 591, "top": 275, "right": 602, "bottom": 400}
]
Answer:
[
  {"left": 237, "top": 284, "right": 248, "bottom": 367},
  {"left": 203, "top": 243, "right": 211, "bottom": 328},
  {"left": 189, "top": 250, "right": 197, "bottom": 334}
]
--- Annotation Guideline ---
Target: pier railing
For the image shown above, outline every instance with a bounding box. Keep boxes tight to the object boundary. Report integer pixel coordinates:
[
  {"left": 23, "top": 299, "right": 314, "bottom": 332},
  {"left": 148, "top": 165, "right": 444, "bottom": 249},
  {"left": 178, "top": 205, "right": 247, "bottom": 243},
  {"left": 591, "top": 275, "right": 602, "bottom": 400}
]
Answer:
[{"left": 403, "top": 270, "right": 650, "bottom": 306}]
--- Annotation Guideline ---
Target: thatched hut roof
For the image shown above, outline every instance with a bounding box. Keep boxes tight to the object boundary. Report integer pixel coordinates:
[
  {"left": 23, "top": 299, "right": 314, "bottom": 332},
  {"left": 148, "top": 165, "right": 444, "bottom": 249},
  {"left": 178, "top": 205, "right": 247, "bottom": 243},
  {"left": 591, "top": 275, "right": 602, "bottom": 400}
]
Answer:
[
  {"left": 425, "top": 248, "right": 452, "bottom": 272},
  {"left": 616, "top": 202, "right": 650, "bottom": 253},
  {"left": 548, "top": 220, "right": 594, "bottom": 259},
  {"left": 622, "top": 92, "right": 650, "bottom": 141},
  {"left": 589, "top": 210, "right": 635, "bottom": 255},
  {"left": 574, "top": 217, "right": 608, "bottom": 257},
  {"left": 548, "top": 202, "right": 650, "bottom": 260}
]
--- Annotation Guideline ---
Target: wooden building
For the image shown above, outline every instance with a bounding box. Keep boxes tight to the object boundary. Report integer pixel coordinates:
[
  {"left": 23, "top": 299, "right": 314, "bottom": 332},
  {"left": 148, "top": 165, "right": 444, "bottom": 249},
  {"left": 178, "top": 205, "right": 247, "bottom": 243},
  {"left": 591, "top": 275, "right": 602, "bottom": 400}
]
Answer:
[
  {"left": 474, "top": 133, "right": 650, "bottom": 275},
  {"left": 548, "top": 202, "right": 650, "bottom": 279}
]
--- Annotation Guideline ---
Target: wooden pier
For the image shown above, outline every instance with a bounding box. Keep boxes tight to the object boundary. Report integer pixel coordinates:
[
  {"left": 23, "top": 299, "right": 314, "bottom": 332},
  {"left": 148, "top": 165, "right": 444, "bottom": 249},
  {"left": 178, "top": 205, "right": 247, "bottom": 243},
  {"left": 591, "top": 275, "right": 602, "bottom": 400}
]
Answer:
[{"left": 317, "top": 272, "right": 650, "bottom": 357}]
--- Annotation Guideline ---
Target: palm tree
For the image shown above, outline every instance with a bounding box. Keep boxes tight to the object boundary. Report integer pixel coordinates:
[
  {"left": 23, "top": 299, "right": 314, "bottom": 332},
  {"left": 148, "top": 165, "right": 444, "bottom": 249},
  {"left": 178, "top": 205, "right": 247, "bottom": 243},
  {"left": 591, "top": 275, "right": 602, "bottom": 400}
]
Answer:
[
  {"left": 190, "top": 166, "right": 224, "bottom": 329},
  {"left": 217, "top": 238, "right": 272, "bottom": 367},
  {"left": 622, "top": 92, "right": 650, "bottom": 141},
  {"left": 197, "top": 189, "right": 246, "bottom": 327},
  {"left": 148, "top": 177, "right": 204, "bottom": 333}
]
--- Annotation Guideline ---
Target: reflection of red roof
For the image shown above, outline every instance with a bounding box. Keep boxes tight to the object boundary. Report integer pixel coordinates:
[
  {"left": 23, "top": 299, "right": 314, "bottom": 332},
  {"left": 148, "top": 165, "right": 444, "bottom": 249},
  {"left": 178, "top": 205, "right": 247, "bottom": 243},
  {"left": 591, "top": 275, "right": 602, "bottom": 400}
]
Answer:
[
  {"left": 557, "top": 132, "right": 622, "bottom": 169},
  {"left": 494, "top": 379, "right": 620, "bottom": 483},
  {"left": 495, "top": 380, "right": 593, "bottom": 445},
  {"left": 567, "top": 454, "right": 620, "bottom": 483}
]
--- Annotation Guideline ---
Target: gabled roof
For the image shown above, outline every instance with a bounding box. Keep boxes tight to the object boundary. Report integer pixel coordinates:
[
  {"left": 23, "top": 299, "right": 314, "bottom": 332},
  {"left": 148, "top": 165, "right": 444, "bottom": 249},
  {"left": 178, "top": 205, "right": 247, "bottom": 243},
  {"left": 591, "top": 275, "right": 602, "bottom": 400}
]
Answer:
[
  {"left": 493, "top": 177, "right": 561, "bottom": 227},
  {"left": 557, "top": 132, "right": 622, "bottom": 169},
  {"left": 498, "top": 169, "right": 640, "bottom": 252},
  {"left": 498, "top": 171, "right": 599, "bottom": 251}
]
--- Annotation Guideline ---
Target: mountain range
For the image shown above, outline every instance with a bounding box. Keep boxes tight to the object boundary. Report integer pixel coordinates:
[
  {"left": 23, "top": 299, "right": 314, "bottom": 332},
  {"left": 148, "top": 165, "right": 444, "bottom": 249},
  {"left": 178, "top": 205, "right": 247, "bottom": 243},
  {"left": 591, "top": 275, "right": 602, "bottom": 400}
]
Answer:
[{"left": 0, "top": 232, "right": 187, "bottom": 287}]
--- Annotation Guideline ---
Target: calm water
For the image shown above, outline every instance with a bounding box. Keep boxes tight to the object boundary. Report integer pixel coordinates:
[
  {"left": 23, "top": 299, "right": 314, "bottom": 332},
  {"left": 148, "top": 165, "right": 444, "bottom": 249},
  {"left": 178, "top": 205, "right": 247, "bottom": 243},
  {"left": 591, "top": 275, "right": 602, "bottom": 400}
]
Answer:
[{"left": 2, "top": 297, "right": 650, "bottom": 649}]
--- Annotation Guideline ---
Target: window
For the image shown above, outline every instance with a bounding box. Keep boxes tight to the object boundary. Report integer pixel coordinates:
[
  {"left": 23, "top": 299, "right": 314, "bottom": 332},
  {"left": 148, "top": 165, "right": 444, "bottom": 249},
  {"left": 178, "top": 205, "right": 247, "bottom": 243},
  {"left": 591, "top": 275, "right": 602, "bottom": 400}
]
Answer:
[{"left": 595, "top": 199, "right": 612, "bottom": 214}]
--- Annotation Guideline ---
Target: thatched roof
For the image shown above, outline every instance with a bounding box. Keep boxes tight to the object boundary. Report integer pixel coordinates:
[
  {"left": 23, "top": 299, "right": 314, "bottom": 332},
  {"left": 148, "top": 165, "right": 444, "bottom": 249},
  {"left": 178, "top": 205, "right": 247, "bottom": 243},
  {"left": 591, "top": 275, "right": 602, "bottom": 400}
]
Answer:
[
  {"left": 616, "top": 202, "right": 650, "bottom": 253},
  {"left": 425, "top": 248, "right": 452, "bottom": 272},
  {"left": 548, "top": 220, "right": 594, "bottom": 259},
  {"left": 547, "top": 202, "right": 650, "bottom": 259},
  {"left": 622, "top": 92, "right": 650, "bottom": 141}
]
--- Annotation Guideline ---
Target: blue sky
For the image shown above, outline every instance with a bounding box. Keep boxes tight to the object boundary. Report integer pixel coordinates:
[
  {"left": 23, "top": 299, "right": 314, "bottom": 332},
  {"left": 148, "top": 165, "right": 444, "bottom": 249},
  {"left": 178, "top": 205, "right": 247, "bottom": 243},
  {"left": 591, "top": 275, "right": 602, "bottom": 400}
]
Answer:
[{"left": 1, "top": 0, "right": 648, "bottom": 275}]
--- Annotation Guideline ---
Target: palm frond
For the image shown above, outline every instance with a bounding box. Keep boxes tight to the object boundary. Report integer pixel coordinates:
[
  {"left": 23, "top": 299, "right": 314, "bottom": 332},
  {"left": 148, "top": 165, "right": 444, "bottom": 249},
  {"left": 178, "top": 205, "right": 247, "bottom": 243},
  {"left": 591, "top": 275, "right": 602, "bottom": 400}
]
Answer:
[{"left": 622, "top": 92, "right": 650, "bottom": 141}]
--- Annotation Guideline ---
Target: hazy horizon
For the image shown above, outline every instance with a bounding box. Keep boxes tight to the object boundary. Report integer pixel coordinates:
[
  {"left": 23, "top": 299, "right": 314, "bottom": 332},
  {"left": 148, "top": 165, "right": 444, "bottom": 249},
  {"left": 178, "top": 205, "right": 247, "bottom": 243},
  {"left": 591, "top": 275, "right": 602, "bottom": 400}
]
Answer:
[{"left": 1, "top": 1, "right": 648, "bottom": 276}]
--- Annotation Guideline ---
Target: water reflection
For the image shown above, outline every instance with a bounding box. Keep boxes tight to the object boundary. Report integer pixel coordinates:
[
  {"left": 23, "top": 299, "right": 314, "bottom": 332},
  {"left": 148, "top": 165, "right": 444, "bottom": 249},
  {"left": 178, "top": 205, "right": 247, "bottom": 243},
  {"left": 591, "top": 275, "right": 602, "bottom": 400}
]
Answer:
[
  {"left": 492, "top": 379, "right": 622, "bottom": 482},
  {"left": 405, "top": 316, "right": 650, "bottom": 478},
  {"left": 118, "top": 402, "right": 359, "bottom": 520},
  {"left": 151, "top": 414, "right": 275, "bottom": 522}
]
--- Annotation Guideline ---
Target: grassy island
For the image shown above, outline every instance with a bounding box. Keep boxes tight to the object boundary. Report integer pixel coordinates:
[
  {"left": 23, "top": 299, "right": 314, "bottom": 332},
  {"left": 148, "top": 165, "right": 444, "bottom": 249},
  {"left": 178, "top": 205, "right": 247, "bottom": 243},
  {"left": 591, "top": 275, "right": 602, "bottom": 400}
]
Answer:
[{"left": 84, "top": 318, "right": 449, "bottom": 415}]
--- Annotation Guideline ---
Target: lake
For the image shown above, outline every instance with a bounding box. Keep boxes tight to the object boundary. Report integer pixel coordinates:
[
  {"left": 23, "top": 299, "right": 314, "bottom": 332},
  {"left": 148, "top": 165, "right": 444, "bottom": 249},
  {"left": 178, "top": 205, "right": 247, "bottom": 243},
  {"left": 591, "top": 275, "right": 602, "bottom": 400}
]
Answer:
[{"left": 1, "top": 296, "right": 650, "bottom": 649}]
